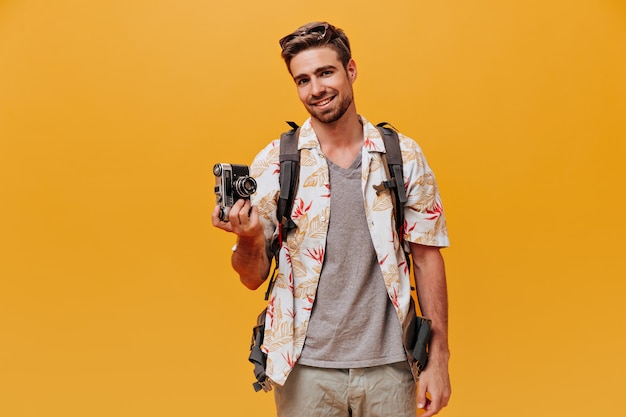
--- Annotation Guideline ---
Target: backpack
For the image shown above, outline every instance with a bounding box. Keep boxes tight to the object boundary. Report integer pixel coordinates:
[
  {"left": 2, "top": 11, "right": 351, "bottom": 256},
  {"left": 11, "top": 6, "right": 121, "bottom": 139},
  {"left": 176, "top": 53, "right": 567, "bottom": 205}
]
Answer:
[{"left": 248, "top": 122, "right": 431, "bottom": 392}]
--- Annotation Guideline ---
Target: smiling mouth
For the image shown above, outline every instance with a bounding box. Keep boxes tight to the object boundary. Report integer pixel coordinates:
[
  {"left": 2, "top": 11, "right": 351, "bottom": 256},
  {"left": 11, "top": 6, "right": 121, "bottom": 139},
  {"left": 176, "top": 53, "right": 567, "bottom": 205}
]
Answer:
[{"left": 312, "top": 96, "right": 335, "bottom": 107}]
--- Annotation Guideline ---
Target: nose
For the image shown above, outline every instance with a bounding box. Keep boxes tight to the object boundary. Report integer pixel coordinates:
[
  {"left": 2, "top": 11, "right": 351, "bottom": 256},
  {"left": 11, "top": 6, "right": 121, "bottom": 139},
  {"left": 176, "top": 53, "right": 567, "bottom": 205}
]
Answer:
[{"left": 310, "top": 77, "right": 325, "bottom": 97}]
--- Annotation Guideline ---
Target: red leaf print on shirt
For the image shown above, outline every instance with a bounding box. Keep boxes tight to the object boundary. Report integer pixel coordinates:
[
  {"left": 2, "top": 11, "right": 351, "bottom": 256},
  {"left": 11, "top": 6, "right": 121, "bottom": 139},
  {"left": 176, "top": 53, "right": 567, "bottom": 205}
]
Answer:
[
  {"left": 425, "top": 200, "right": 443, "bottom": 221},
  {"left": 404, "top": 218, "right": 416, "bottom": 235},
  {"left": 292, "top": 198, "right": 312, "bottom": 219},
  {"left": 399, "top": 260, "right": 409, "bottom": 275},
  {"left": 390, "top": 287, "right": 400, "bottom": 309},
  {"left": 305, "top": 247, "right": 325, "bottom": 264},
  {"left": 267, "top": 296, "right": 276, "bottom": 327},
  {"left": 303, "top": 294, "right": 315, "bottom": 311},
  {"left": 282, "top": 351, "right": 296, "bottom": 368},
  {"left": 272, "top": 162, "right": 280, "bottom": 176},
  {"left": 322, "top": 182, "right": 330, "bottom": 198}
]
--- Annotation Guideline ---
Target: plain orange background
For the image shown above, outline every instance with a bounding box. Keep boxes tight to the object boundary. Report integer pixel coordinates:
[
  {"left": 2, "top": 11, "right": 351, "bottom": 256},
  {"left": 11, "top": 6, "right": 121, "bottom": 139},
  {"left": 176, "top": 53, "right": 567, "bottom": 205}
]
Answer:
[{"left": 1, "top": 1, "right": 625, "bottom": 416}]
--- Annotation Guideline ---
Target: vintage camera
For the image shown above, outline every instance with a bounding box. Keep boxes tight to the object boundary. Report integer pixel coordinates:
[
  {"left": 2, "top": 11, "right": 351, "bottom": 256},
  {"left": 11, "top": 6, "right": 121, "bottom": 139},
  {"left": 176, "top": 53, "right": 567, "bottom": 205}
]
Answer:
[{"left": 213, "top": 163, "right": 257, "bottom": 222}]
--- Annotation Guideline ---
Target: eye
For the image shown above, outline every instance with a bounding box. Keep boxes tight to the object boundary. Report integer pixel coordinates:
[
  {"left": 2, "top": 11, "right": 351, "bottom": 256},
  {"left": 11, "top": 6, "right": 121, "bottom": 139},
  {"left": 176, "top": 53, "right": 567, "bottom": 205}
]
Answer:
[
  {"left": 321, "top": 70, "right": 333, "bottom": 77},
  {"left": 296, "top": 78, "right": 309, "bottom": 86}
]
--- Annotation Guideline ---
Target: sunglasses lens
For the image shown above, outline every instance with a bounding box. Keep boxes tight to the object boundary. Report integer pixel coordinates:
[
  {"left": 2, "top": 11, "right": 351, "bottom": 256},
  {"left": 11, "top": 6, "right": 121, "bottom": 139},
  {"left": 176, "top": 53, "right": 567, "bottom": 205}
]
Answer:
[{"left": 308, "top": 25, "right": 327, "bottom": 37}]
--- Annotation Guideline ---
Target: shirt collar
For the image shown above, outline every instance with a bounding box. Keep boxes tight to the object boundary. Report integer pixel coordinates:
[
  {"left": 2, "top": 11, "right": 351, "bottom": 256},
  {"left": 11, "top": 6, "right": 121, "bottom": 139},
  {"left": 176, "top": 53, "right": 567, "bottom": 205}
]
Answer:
[{"left": 296, "top": 116, "right": 387, "bottom": 154}]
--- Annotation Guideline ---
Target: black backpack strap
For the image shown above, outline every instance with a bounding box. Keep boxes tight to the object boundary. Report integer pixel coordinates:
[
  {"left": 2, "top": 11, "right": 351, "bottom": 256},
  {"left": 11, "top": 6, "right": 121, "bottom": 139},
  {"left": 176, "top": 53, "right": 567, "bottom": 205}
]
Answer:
[
  {"left": 375, "top": 122, "right": 407, "bottom": 239},
  {"left": 277, "top": 122, "right": 300, "bottom": 245},
  {"left": 249, "top": 308, "right": 272, "bottom": 392},
  {"left": 376, "top": 123, "right": 436, "bottom": 375},
  {"left": 265, "top": 122, "right": 300, "bottom": 301},
  {"left": 253, "top": 121, "right": 302, "bottom": 391}
]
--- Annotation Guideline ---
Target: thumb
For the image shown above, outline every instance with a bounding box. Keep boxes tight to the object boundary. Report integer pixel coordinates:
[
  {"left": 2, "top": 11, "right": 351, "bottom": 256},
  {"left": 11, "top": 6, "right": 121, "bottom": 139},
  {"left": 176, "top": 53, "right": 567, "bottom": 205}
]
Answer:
[{"left": 211, "top": 205, "right": 223, "bottom": 225}]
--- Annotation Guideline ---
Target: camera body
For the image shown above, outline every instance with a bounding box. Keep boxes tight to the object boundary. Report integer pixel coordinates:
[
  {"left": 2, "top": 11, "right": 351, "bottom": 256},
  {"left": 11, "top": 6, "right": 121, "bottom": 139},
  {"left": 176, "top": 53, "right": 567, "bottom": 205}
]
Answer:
[{"left": 213, "top": 163, "right": 257, "bottom": 221}]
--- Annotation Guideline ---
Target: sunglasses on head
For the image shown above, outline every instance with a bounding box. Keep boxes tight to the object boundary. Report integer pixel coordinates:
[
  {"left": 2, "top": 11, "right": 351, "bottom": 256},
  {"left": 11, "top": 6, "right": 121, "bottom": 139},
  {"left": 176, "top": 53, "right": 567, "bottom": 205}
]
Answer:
[{"left": 279, "top": 23, "right": 334, "bottom": 50}]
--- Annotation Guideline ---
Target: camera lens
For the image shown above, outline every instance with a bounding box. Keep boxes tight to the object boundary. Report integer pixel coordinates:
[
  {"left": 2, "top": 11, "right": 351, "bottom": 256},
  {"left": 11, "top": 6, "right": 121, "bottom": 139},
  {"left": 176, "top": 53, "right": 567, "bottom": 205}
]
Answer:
[{"left": 233, "top": 176, "right": 257, "bottom": 198}]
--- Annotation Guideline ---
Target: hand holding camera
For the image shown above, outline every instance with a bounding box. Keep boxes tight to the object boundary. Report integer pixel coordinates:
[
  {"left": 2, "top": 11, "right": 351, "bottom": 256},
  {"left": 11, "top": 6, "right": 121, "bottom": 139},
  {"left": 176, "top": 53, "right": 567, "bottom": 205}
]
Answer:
[{"left": 213, "top": 163, "right": 257, "bottom": 222}]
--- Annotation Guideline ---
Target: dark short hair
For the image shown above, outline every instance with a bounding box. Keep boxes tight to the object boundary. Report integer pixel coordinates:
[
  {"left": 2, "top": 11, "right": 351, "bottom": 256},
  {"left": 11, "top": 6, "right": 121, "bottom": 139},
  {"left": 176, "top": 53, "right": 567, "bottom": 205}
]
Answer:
[{"left": 279, "top": 22, "right": 352, "bottom": 71}]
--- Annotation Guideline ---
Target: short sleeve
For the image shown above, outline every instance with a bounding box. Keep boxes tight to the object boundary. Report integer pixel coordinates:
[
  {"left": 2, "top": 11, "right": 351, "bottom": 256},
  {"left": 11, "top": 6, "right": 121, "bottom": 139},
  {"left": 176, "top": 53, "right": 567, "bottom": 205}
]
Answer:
[{"left": 400, "top": 135, "right": 450, "bottom": 247}]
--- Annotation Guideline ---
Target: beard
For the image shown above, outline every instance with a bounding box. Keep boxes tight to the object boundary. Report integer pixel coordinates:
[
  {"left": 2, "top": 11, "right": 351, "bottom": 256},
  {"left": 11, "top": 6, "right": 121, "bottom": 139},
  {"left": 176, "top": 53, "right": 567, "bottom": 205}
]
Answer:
[{"left": 305, "top": 89, "right": 354, "bottom": 125}]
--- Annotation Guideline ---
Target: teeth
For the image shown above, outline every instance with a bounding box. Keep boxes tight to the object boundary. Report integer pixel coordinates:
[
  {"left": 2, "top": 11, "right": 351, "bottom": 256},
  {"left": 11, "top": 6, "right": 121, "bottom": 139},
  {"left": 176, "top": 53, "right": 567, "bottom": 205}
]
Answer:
[{"left": 316, "top": 97, "right": 332, "bottom": 106}]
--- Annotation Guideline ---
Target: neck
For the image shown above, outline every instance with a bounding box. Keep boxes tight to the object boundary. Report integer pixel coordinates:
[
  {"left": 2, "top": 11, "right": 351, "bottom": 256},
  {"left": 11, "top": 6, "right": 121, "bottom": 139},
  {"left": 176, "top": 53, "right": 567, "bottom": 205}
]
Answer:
[
  {"left": 311, "top": 108, "right": 364, "bottom": 169},
  {"left": 311, "top": 107, "right": 362, "bottom": 148}
]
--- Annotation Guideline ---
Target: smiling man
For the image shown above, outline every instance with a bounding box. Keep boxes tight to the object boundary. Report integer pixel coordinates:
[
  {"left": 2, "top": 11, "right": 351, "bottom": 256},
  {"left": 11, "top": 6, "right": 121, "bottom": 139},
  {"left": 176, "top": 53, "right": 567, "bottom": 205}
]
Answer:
[{"left": 212, "top": 21, "right": 451, "bottom": 417}]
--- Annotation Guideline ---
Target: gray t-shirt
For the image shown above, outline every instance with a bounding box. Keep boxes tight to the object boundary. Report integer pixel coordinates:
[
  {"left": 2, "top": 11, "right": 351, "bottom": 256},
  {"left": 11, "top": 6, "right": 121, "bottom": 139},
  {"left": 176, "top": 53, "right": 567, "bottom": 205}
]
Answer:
[{"left": 298, "top": 151, "right": 406, "bottom": 368}]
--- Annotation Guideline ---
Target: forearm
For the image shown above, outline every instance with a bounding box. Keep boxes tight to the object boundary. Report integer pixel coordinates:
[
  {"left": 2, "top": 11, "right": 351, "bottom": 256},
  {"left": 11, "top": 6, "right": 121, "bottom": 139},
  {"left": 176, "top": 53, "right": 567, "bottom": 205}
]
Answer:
[
  {"left": 212, "top": 200, "right": 272, "bottom": 291},
  {"left": 410, "top": 244, "right": 450, "bottom": 360},
  {"left": 232, "top": 234, "right": 271, "bottom": 290},
  {"left": 410, "top": 243, "right": 452, "bottom": 416}
]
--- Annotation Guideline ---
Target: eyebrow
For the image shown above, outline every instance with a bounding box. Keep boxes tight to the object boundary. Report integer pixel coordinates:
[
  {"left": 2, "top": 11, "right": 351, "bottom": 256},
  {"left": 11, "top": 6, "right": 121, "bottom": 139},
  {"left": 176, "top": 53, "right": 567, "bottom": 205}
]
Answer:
[{"left": 293, "top": 64, "right": 339, "bottom": 82}]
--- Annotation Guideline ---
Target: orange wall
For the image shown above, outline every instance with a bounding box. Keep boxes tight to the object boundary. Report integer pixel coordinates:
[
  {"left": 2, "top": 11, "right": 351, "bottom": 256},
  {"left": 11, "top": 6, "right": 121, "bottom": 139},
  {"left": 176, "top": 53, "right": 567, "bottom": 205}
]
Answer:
[{"left": 1, "top": 1, "right": 625, "bottom": 416}]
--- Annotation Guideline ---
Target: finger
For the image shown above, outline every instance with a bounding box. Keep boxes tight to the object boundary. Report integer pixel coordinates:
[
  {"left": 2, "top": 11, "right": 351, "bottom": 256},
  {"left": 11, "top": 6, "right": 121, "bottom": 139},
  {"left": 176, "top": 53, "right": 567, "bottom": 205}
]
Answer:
[
  {"left": 228, "top": 200, "right": 246, "bottom": 224},
  {"left": 441, "top": 389, "right": 451, "bottom": 408},
  {"left": 244, "top": 199, "right": 254, "bottom": 217},
  {"left": 211, "top": 206, "right": 234, "bottom": 232},
  {"left": 235, "top": 200, "right": 253, "bottom": 225},
  {"left": 420, "top": 395, "right": 440, "bottom": 417},
  {"left": 240, "top": 200, "right": 252, "bottom": 221},
  {"left": 248, "top": 205, "right": 259, "bottom": 222},
  {"left": 211, "top": 205, "right": 224, "bottom": 226},
  {"left": 417, "top": 380, "right": 428, "bottom": 411}
]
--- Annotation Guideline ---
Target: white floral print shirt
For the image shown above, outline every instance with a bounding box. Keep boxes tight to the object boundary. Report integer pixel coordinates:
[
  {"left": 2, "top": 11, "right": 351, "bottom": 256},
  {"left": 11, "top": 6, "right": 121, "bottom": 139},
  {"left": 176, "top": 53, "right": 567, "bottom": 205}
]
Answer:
[{"left": 250, "top": 116, "right": 449, "bottom": 386}]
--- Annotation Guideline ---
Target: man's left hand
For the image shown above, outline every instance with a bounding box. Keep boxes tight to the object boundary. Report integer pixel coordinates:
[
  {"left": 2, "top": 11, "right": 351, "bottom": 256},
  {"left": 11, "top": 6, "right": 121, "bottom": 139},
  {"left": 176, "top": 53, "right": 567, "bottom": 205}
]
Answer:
[{"left": 416, "top": 356, "right": 451, "bottom": 417}]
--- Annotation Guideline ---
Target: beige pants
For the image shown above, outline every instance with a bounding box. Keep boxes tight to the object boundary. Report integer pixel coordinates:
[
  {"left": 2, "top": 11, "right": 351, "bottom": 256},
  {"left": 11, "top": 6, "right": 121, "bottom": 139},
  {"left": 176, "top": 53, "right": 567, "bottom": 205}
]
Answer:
[{"left": 274, "top": 362, "right": 417, "bottom": 417}]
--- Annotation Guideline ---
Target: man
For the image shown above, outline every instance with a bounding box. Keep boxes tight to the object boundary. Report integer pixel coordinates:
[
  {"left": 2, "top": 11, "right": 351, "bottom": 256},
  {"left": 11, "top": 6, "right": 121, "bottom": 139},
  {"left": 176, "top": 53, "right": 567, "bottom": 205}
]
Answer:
[{"left": 212, "top": 21, "right": 451, "bottom": 417}]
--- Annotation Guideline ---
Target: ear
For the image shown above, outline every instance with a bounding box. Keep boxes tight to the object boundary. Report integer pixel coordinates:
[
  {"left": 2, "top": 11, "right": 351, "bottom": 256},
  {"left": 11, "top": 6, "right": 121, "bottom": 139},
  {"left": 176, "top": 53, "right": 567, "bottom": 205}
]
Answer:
[{"left": 347, "top": 59, "right": 357, "bottom": 82}]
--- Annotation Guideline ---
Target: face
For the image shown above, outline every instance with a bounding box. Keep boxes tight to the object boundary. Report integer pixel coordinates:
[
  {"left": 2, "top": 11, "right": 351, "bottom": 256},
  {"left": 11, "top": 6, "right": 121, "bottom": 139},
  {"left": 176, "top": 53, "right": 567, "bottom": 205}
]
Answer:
[{"left": 288, "top": 47, "right": 357, "bottom": 125}]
